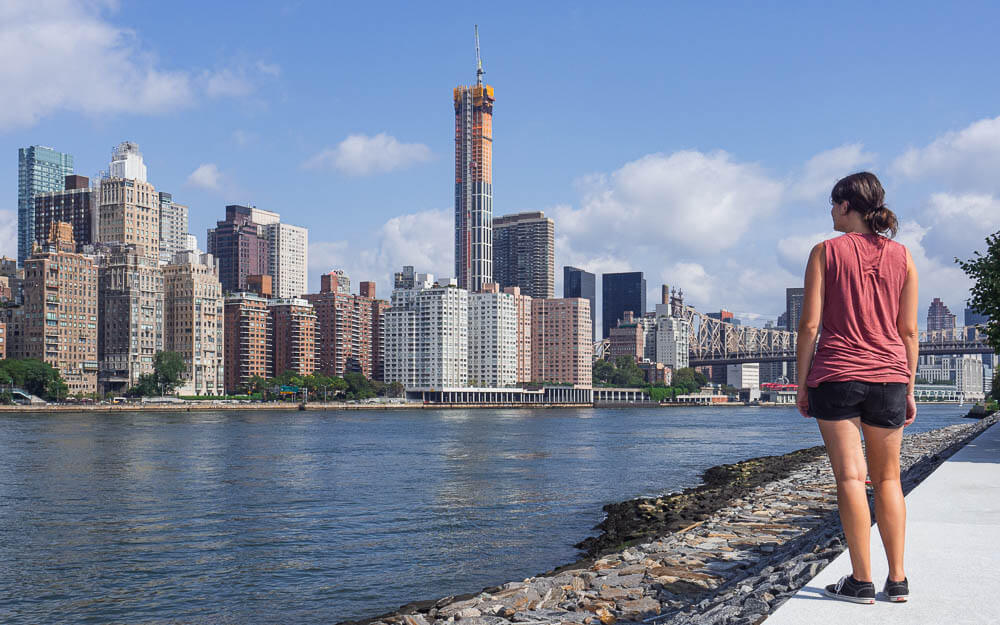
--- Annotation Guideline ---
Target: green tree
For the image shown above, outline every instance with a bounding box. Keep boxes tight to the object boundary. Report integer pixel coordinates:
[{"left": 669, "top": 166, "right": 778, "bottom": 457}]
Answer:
[
  {"left": 957, "top": 230, "right": 1000, "bottom": 353},
  {"left": 126, "top": 373, "right": 159, "bottom": 397},
  {"left": 0, "top": 358, "right": 67, "bottom": 401},
  {"left": 592, "top": 359, "right": 615, "bottom": 384},
  {"left": 957, "top": 231, "right": 1000, "bottom": 401},
  {"left": 384, "top": 381, "right": 405, "bottom": 398},
  {"left": 153, "top": 351, "right": 186, "bottom": 395},
  {"left": 343, "top": 372, "right": 376, "bottom": 399},
  {"left": 244, "top": 375, "right": 268, "bottom": 394}
]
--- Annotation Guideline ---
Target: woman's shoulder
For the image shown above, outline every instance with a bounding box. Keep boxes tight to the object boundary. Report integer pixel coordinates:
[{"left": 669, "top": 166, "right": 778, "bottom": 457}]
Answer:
[{"left": 886, "top": 236, "right": 910, "bottom": 257}]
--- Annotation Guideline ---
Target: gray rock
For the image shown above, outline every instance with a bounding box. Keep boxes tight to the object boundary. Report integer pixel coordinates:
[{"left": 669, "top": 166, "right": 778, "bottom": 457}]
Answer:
[
  {"left": 619, "top": 596, "right": 661, "bottom": 616},
  {"left": 438, "top": 599, "right": 482, "bottom": 617},
  {"left": 742, "top": 596, "right": 769, "bottom": 615},
  {"left": 807, "top": 560, "right": 827, "bottom": 578},
  {"left": 622, "top": 547, "right": 643, "bottom": 562},
  {"left": 448, "top": 618, "right": 508, "bottom": 625},
  {"left": 705, "top": 604, "right": 741, "bottom": 621},
  {"left": 787, "top": 561, "right": 810, "bottom": 583},
  {"left": 599, "top": 573, "right": 644, "bottom": 588}
]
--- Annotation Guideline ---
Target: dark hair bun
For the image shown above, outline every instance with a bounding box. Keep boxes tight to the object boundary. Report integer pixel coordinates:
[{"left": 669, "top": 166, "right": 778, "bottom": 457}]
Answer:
[{"left": 831, "top": 172, "right": 898, "bottom": 238}]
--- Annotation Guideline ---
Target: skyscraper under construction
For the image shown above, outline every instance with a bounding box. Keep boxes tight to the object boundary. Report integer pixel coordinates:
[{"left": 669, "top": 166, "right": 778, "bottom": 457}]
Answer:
[{"left": 454, "top": 26, "right": 495, "bottom": 292}]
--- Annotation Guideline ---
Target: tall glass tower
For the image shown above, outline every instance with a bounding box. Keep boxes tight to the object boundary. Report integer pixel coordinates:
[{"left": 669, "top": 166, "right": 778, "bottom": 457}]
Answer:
[
  {"left": 564, "top": 266, "right": 596, "bottom": 341},
  {"left": 18, "top": 146, "right": 74, "bottom": 265},
  {"left": 454, "top": 26, "right": 494, "bottom": 292},
  {"left": 602, "top": 271, "right": 646, "bottom": 340}
]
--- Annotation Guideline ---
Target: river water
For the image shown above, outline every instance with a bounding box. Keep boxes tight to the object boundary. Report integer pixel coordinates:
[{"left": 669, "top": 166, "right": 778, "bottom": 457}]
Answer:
[{"left": 0, "top": 404, "right": 967, "bottom": 623}]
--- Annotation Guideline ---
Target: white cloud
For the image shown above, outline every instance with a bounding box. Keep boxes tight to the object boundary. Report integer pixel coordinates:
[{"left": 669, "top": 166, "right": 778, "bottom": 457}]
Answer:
[
  {"left": 896, "top": 221, "right": 974, "bottom": 316},
  {"left": 303, "top": 133, "right": 433, "bottom": 176},
  {"left": 200, "top": 68, "right": 254, "bottom": 98},
  {"left": 0, "top": 209, "right": 17, "bottom": 257},
  {"left": 892, "top": 115, "right": 1000, "bottom": 190},
  {"left": 552, "top": 150, "right": 783, "bottom": 254},
  {"left": 916, "top": 192, "right": 1000, "bottom": 266},
  {"left": 231, "top": 129, "right": 256, "bottom": 147},
  {"left": 0, "top": 0, "right": 278, "bottom": 130},
  {"left": 256, "top": 61, "right": 281, "bottom": 77},
  {"left": 308, "top": 209, "right": 452, "bottom": 294},
  {"left": 661, "top": 262, "right": 714, "bottom": 307},
  {"left": 187, "top": 163, "right": 228, "bottom": 191},
  {"left": 776, "top": 230, "right": 835, "bottom": 275},
  {"left": 789, "top": 143, "right": 876, "bottom": 200}
]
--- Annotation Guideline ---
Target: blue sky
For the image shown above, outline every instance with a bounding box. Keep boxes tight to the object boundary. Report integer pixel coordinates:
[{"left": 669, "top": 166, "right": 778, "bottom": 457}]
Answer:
[{"left": 3, "top": 0, "right": 1000, "bottom": 329}]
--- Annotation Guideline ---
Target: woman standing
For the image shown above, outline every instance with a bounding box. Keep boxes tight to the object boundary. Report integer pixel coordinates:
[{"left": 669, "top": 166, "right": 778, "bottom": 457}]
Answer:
[{"left": 796, "top": 172, "right": 918, "bottom": 604}]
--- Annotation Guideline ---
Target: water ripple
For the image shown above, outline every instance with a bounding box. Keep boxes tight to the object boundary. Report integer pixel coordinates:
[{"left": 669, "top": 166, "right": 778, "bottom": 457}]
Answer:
[{"left": 0, "top": 405, "right": 963, "bottom": 623}]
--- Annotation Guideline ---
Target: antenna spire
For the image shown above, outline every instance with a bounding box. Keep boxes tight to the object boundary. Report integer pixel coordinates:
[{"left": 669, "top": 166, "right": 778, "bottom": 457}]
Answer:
[{"left": 475, "top": 24, "right": 484, "bottom": 86}]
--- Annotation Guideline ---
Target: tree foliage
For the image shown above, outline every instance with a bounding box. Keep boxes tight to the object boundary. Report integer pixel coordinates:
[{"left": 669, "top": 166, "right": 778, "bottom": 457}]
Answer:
[
  {"left": 154, "top": 351, "right": 186, "bottom": 392},
  {"left": 0, "top": 358, "right": 68, "bottom": 401},
  {"left": 956, "top": 231, "right": 1000, "bottom": 401},
  {"left": 592, "top": 357, "right": 708, "bottom": 400},
  {"left": 956, "top": 230, "right": 1000, "bottom": 354},
  {"left": 127, "top": 351, "right": 187, "bottom": 397},
  {"left": 249, "top": 369, "right": 394, "bottom": 401},
  {"left": 126, "top": 374, "right": 159, "bottom": 397}
]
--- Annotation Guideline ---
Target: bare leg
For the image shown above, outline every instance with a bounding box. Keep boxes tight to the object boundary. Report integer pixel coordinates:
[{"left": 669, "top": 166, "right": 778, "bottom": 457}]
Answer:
[
  {"left": 862, "top": 422, "right": 906, "bottom": 582},
  {"left": 817, "top": 418, "right": 872, "bottom": 582}
]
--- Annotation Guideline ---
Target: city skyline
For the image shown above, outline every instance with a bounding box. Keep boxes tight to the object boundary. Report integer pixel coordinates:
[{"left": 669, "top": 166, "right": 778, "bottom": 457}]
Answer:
[{"left": 1, "top": 2, "right": 997, "bottom": 329}]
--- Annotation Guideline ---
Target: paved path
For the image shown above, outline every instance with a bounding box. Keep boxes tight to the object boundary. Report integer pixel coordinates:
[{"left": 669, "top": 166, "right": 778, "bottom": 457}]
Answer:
[{"left": 765, "top": 420, "right": 1000, "bottom": 624}]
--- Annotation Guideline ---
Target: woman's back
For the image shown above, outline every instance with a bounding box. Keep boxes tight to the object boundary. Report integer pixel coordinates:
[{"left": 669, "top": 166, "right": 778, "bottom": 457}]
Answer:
[{"left": 806, "top": 232, "right": 911, "bottom": 386}]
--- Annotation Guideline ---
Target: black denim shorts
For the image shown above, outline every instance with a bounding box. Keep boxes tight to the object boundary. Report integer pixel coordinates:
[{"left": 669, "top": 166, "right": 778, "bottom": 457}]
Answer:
[{"left": 807, "top": 380, "right": 907, "bottom": 429}]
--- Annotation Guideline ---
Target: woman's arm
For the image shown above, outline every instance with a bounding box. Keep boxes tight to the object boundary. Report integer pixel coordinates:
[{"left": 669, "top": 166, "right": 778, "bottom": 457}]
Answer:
[
  {"left": 897, "top": 248, "right": 919, "bottom": 425},
  {"left": 796, "top": 242, "right": 825, "bottom": 417}
]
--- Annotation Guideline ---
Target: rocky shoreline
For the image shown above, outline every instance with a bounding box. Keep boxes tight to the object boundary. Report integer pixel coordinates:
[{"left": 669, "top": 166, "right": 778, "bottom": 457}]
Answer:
[{"left": 347, "top": 414, "right": 997, "bottom": 625}]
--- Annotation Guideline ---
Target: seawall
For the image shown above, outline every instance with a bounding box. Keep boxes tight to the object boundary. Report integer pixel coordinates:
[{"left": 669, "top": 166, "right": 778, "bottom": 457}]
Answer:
[{"left": 345, "top": 413, "right": 997, "bottom": 625}]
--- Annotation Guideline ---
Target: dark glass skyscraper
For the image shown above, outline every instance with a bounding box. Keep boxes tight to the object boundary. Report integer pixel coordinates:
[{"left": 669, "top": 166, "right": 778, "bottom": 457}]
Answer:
[
  {"left": 564, "top": 266, "right": 596, "bottom": 341},
  {"left": 965, "top": 306, "right": 989, "bottom": 327},
  {"left": 18, "top": 146, "right": 74, "bottom": 265},
  {"left": 494, "top": 211, "right": 554, "bottom": 298},
  {"left": 601, "top": 271, "right": 646, "bottom": 340},
  {"left": 785, "top": 287, "right": 805, "bottom": 332}
]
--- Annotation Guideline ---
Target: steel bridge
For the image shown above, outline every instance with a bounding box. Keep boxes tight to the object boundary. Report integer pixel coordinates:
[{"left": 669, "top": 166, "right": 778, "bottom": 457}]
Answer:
[{"left": 681, "top": 306, "right": 993, "bottom": 367}]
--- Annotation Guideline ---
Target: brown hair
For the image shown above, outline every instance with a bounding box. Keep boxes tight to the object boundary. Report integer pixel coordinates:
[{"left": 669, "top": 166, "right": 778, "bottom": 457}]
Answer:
[{"left": 830, "top": 172, "right": 898, "bottom": 238}]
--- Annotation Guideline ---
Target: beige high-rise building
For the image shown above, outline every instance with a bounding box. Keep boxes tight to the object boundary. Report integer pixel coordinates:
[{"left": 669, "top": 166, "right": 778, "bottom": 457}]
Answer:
[
  {"left": 15, "top": 223, "right": 98, "bottom": 394},
  {"left": 98, "top": 245, "right": 164, "bottom": 395},
  {"left": 493, "top": 211, "right": 555, "bottom": 299},
  {"left": 469, "top": 284, "right": 517, "bottom": 388},
  {"left": 164, "top": 252, "right": 224, "bottom": 396},
  {"left": 265, "top": 222, "right": 308, "bottom": 298},
  {"left": 502, "top": 286, "right": 532, "bottom": 383},
  {"left": 531, "top": 297, "right": 592, "bottom": 385},
  {"left": 98, "top": 178, "right": 160, "bottom": 259}
]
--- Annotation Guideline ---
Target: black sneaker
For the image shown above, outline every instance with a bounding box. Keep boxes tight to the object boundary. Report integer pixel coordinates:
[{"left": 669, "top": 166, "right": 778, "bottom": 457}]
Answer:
[
  {"left": 884, "top": 577, "right": 909, "bottom": 602},
  {"left": 824, "top": 575, "right": 876, "bottom": 604}
]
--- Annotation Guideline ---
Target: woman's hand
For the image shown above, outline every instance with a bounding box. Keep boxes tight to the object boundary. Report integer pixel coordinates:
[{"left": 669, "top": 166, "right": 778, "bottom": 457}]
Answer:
[
  {"left": 797, "top": 386, "right": 811, "bottom": 418},
  {"left": 904, "top": 393, "right": 917, "bottom": 426}
]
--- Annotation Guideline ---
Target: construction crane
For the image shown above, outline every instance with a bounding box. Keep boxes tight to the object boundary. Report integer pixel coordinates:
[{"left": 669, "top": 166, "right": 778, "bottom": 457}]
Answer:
[{"left": 475, "top": 24, "right": 484, "bottom": 86}]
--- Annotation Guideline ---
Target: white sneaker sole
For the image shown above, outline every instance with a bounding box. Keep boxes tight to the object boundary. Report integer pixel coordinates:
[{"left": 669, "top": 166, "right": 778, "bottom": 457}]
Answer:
[{"left": 824, "top": 588, "right": 876, "bottom": 604}]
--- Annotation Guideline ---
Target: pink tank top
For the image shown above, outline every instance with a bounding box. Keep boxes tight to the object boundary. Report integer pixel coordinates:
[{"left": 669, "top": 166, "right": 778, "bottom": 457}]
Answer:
[{"left": 806, "top": 232, "right": 911, "bottom": 387}]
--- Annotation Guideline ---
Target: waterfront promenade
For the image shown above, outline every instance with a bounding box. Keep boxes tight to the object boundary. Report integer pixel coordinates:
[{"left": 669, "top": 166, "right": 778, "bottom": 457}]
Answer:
[{"left": 766, "top": 417, "right": 1000, "bottom": 624}]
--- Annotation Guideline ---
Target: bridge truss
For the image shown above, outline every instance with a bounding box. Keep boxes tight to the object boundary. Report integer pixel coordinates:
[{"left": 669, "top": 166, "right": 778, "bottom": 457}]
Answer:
[{"left": 682, "top": 305, "right": 993, "bottom": 367}]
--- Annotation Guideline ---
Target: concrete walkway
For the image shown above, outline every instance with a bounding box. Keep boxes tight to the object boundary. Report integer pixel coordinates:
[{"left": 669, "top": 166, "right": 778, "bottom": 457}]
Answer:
[{"left": 765, "top": 420, "right": 1000, "bottom": 624}]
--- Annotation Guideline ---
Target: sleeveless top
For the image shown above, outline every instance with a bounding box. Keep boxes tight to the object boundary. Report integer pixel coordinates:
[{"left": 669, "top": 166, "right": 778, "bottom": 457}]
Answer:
[{"left": 806, "top": 232, "right": 911, "bottom": 387}]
